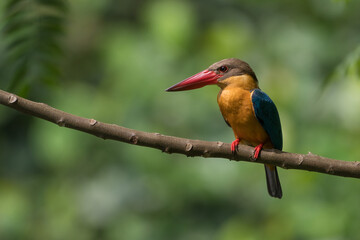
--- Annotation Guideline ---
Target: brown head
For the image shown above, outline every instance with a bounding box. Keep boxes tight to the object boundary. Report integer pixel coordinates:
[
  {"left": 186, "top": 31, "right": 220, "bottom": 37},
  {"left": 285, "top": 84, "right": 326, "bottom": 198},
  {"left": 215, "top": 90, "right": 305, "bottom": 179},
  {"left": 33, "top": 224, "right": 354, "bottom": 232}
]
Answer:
[{"left": 166, "top": 58, "right": 259, "bottom": 92}]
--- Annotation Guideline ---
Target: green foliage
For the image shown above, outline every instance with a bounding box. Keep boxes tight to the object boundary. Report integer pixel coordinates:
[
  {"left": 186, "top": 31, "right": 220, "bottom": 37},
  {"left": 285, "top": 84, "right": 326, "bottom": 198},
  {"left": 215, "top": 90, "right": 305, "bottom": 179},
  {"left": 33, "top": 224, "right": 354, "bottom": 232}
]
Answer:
[
  {"left": 324, "top": 45, "right": 360, "bottom": 86},
  {"left": 0, "top": 0, "right": 67, "bottom": 95}
]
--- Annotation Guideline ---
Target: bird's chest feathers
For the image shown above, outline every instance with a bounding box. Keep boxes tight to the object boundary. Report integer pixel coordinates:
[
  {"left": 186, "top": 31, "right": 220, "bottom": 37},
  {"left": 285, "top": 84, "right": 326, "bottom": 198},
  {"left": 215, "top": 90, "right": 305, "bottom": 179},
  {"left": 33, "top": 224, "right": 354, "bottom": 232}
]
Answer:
[
  {"left": 217, "top": 88, "right": 254, "bottom": 125},
  {"left": 217, "top": 87, "right": 269, "bottom": 145}
]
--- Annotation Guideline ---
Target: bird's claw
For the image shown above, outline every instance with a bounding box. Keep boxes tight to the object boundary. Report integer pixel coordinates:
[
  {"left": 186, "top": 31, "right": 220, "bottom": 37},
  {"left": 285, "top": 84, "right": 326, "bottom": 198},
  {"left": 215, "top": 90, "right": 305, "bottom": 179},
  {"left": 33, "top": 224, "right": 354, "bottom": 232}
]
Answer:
[
  {"left": 253, "top": 143, "right": 264, "bottom": 160},
  {"left": 231, "top": 139, "right": 240, "bottom": 154}
]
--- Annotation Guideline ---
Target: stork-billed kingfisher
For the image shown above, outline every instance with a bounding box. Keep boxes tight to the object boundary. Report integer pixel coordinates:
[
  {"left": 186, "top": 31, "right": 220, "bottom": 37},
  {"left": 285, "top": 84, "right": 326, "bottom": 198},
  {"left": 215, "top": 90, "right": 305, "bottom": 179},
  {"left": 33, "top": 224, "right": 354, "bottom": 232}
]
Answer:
[{"left": 166, "top": 58, "right": 283, "bottom": 199}]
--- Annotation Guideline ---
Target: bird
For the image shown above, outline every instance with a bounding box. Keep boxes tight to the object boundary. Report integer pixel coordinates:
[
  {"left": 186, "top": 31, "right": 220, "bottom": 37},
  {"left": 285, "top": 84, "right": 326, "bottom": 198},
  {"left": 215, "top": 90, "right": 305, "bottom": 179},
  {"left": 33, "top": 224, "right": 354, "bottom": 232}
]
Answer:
[{"left": 166, "top": 58, "right": 283, "bottom": 199}]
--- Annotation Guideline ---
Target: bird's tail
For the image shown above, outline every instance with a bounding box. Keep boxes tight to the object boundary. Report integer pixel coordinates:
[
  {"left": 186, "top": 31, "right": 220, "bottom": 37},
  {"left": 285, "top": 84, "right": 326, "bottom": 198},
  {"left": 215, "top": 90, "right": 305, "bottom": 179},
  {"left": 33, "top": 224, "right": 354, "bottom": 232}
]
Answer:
[{"left": 264, "top": 164, "right": 282, "bottom": 199}]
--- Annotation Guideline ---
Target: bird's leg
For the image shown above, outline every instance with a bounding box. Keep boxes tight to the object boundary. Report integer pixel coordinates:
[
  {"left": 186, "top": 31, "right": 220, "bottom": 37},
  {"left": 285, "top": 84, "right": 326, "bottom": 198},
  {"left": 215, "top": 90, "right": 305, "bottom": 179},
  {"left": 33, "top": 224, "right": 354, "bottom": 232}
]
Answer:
[
  {"left": 253, "top": 143, "right": 264, "bottom": 159},
  {"left": 231, "top": 138, "right": 240, "bottom": 153}
]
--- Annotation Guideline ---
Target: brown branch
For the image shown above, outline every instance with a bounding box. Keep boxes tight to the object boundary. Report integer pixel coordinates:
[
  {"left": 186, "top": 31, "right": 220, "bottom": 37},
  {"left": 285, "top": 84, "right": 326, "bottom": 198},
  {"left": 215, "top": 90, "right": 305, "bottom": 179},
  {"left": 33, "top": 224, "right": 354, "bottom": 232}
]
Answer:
[{"left": 1, "top": 89, "right": 360, "bottom": 178}]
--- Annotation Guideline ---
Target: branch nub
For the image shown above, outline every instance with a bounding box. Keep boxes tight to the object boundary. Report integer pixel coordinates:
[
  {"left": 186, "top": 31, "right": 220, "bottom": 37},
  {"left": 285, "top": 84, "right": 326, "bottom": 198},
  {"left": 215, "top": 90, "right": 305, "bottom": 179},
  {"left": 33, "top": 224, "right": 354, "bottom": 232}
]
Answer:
[
  {"left": 185, "top": 143, "right": 193, "bottom": 152},
  {"left": 57, "top": 118, "right": 65, "bottom": 127},
  {"left": 129, "top": 134, "right": 138, "bottom": 144},
  {"left": 89, "top": 119, "right": 97, "bottom": 126},
  {"left": 8, "top": 95, "right": 18, "bottom": 104}
]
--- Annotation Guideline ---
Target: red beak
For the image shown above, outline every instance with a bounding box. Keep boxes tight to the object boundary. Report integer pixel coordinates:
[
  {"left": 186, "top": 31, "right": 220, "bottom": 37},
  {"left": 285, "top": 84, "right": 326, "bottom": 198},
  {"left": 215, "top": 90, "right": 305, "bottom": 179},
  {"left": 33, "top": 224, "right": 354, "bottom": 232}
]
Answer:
[{"left": 166, "top": 70, "right": 222, "bottom": 92}]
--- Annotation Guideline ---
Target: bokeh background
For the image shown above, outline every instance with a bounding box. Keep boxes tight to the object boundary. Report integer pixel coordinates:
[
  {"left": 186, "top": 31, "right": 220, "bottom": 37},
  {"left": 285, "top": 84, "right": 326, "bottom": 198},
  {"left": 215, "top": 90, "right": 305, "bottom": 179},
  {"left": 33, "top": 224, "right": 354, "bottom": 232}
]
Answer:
[{"left": 1, "top": 0, "right": 360, "bottom": 239}]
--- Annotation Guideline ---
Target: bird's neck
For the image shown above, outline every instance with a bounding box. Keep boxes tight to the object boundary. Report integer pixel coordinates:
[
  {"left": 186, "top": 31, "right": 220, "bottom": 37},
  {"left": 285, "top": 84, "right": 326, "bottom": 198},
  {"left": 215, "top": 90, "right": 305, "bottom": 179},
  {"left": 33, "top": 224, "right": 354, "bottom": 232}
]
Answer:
[{"left": 217, "top": 75, "right": 259, "bottom": 91}]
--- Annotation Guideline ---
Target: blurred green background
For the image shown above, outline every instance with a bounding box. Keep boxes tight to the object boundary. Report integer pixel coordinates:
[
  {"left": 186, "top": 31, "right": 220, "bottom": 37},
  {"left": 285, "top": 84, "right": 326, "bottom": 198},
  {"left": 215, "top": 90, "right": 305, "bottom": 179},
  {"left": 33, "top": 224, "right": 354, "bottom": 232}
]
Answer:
[{"left": 1, "top": 0, "right": 360, "bottom": 239}]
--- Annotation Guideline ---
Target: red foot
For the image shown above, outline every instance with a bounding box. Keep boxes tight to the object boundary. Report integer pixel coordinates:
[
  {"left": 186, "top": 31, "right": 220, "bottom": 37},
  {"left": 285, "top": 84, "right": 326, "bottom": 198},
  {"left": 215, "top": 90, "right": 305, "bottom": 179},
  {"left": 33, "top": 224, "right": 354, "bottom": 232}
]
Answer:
[
  {"left": 253, "top": 143, "right": 264, "bottom": 159},
  {"left": 231, "top": 139, "right": 240, "bottom": 153}
]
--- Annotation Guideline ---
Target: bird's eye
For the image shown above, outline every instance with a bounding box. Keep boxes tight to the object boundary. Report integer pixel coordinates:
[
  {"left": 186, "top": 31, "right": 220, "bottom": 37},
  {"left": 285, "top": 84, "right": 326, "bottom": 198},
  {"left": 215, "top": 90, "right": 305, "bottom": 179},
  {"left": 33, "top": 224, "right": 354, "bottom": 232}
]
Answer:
[{"left": 218, "top": 66, "right": 228, "bottom": 73}]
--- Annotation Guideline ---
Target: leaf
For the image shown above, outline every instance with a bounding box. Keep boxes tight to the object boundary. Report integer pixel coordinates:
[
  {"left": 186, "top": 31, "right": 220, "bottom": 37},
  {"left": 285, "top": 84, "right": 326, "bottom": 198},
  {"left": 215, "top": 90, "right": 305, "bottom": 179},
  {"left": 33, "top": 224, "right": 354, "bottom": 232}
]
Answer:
[
  {"left": 7, "top": 58, "right": 28, "bottom": 91},
  {"left": 5, "top": 0, "right": 24, "bottom": 10},
  {"left": 322, "top": 45, "right": 360, "bottom": 87},
  {"left": 1, "top": 0, "right": 68, "bottom": 94},
  {"left": 35, "top": 0, "right": 68, "bottom": 13}
]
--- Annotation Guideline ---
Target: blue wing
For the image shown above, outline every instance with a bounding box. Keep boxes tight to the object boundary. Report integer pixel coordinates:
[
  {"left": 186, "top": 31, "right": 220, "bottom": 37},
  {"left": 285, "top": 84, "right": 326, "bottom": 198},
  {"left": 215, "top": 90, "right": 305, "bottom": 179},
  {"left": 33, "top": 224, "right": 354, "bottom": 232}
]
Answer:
[{"left": 251, "top": 89, "right": 283, "bottom": 150}]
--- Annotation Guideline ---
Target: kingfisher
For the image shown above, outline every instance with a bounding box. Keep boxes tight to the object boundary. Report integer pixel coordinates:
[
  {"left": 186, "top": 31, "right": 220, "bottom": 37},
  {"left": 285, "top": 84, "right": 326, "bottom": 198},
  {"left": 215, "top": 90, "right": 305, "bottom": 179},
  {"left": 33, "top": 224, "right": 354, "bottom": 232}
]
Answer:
[{"left": 166, "top": 58, "right": 283, "bottom": 198}]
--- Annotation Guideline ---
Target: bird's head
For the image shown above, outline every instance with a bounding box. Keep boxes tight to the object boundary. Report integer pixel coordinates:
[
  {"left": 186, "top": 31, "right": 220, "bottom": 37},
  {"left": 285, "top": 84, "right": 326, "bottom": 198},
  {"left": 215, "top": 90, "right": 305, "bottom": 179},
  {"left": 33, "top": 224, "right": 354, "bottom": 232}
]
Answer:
[{"left": 166, "top": 58, "right": 259, "bottom": 92}]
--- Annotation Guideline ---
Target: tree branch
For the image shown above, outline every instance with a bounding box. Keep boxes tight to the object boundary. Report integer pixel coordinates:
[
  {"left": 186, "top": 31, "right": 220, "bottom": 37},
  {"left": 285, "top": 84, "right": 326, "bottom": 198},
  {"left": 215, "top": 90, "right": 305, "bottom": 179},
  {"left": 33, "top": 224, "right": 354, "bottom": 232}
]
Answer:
[{"left": 1, "top": 89, "right": 359, "bottom": 178}]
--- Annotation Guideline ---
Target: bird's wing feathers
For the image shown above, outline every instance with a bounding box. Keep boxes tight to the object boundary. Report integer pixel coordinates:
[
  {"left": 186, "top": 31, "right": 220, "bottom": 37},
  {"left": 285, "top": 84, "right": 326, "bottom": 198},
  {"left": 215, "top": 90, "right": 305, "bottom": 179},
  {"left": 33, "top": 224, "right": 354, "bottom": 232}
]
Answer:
[{"left": 251, "top": 89, "right": 283, "bottom": 150}]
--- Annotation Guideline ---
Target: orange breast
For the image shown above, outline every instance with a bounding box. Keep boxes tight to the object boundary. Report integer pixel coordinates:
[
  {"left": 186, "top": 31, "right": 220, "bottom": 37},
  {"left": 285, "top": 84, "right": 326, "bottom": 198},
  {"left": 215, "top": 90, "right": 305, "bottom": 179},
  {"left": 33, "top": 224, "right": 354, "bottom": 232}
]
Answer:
[{"left": 217, "top": 87, "right": 272, "bottom": 148}]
